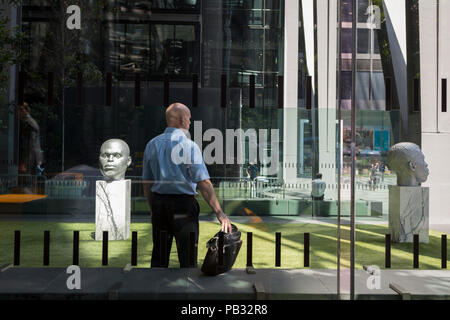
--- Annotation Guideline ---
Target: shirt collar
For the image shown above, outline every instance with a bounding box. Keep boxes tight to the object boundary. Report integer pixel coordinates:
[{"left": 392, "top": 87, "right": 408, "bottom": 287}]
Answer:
[{"left": 165, "top": 127, "right": 187, "bottom": 139}]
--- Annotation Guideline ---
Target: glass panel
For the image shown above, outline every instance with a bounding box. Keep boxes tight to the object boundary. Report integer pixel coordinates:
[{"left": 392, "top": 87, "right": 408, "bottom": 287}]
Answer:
[
  {"left": 352, "top": 0, "right": 423, "bottom": 299},
  {"left": 2, "top": 0, "right": 298, "bottom": 273}
]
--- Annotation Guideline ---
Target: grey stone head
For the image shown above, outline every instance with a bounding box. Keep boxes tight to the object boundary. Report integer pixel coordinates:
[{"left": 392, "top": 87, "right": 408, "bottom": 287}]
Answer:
[
  {"left": 99, "top": 139, "right": 132, "bottom": 182},
  {"left": 387, "top": 142, "right": 429, "bottom": 187}
]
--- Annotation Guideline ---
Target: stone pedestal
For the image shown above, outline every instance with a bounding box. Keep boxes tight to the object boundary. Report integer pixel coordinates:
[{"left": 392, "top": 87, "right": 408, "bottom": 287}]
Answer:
[
  {"left": 389, "top": 186, "right": 429, "bottom": 243},
  {"left": 95, "top": 180, "right": 131, "bottom": 241}
]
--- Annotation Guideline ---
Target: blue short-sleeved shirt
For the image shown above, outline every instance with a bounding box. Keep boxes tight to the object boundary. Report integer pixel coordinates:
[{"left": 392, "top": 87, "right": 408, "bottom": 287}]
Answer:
[{"left": 142, "top": 127, "right": 210, "bottom": 195}]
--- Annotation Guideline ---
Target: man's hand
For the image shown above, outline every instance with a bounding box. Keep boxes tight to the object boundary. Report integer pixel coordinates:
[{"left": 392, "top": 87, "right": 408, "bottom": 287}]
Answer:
[{"left": 217, "top": 211, "right": 232, "bottom": 234}]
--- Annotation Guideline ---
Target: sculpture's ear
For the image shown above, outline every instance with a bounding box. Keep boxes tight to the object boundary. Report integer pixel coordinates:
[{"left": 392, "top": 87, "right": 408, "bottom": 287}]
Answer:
[
  {"left": 408, "top": 161, "right": 416, "bottom": 172},
  {"left": 127, "top": 156, "right": 132, "bottom": 167}
]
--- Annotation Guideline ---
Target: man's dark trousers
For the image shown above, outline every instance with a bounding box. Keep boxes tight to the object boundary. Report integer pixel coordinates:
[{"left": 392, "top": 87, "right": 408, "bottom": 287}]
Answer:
[{"left": 151, "top": 192, "right": 200, "bottom": 268}]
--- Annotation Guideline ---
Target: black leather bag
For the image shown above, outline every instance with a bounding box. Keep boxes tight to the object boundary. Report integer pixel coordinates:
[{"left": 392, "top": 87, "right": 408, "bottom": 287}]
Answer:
[{"left": 201, "top": 224, "right": 242, "bottom": 276}]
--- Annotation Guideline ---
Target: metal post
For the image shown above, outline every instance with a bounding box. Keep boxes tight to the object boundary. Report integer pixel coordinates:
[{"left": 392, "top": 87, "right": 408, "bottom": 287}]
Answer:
[
  {"left": 247, "top": 232, "right": 253, "bottom": 267},
  {"left": 73, "top": 231, "right": 79, "bottom": 266},
  {"left": 102, "top": 231, "right": 108, "bottom": 266},
  {"left": 304, "top": 233, "right": 310, "bottom": 268},
  {"left": 275, "top": 233, "right": 281, "bottom": 267},
  {"left": 43, "top": 231, "right": 50, "bottom": 266},
  {"left": 14, "top": 230, "right": 20, "bottom": 266},
  {"left": 386, "top": 234, "right": 391, "bottom": 268},
  {"left": 350, "top": 0, "right": 357, "bottom": 300},
  {"left": 413, "top": 234, "right": 419, "bottom": 269},
  {"left": 442, "top": 235, "right": 447, "bottom": 269},
  {"left": 131, "top": 231, "right": 138, "bottom": 266}
]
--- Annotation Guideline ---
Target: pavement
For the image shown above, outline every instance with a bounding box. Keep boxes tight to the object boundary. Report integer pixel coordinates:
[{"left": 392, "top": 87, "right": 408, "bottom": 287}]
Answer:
[{"left": 1, "top": 266, "right": 450, "bottom": 300}]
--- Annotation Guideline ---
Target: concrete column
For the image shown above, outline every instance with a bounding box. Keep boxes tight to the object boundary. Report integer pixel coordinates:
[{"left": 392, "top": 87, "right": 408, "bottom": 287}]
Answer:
[
  {"left": 282, "top": 0, "right": 299, "bottom": 183},
  {"left": 419, "top": 0, "right": 450, "bottom": 224},
  {"left": 383, "top": 0, "right": 408, "bottom": 137},
  {"left": 419, "top": 0, "right": 438, "bottom": 133},
  {"left": 438, "top": 0, "right": 450, "bottom": 132},
  {"left": 316, "top": 0, "right": 337, "bottom": 199}
]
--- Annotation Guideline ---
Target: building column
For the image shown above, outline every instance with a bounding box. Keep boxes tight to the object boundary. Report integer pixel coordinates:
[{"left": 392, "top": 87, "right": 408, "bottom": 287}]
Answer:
[
  {"left": 317, "top": 0, "right": 338, "bottom": 199},
  {"left": 282, "top": 0, "right": 299, "bottom": 183},
  {"left": 383, "top": 0, "right": 408, "bottom": 138},
  {"left": 420, "top": 0, "right": 450, "bottom": 224}
]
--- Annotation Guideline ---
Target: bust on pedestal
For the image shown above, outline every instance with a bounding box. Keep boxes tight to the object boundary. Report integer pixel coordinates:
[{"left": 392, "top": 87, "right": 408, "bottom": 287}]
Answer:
[
  {"left": 387, "top": 143, "right": 430, "bottom": 243},
  {"left": 95, "top": 139, "right": 132, "bottom": 241}
]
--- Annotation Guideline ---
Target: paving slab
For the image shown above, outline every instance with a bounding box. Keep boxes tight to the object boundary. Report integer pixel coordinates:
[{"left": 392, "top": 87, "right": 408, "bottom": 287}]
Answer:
[{"left": 1, "top": 268, "right": 450, "bottom": 300}]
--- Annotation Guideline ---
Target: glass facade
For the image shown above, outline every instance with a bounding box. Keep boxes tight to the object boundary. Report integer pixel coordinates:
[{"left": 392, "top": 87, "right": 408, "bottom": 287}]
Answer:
[{"left": 0, "top": 0, "right": 448, "bottom": 301}]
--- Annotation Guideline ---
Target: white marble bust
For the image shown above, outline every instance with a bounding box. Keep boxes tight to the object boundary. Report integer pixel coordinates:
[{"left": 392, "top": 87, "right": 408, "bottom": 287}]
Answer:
[
  {"left": 99, "top": 139, "right": 132, "bottom": 182},
  {"left": 387, "top": 142, "right": 429, "bottom": 187}
]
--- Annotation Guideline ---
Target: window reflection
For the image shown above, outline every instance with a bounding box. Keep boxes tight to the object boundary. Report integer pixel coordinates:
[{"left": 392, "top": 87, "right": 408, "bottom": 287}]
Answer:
[{"left": 150, "top": 24, "right": 199, "bottom": 78}]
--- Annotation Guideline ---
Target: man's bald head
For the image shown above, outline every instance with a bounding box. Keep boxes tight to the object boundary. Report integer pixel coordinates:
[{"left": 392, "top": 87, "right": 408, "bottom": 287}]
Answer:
[{"left": 166, "top": 103, "right": 191, "bottom": 130}]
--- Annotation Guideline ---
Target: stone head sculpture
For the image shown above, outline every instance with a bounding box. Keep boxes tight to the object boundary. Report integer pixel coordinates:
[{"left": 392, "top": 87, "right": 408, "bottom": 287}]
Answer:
[
  {"left": 387, "top": 142, "right": 429, "bottom": 187},
  {"left": 99, "top": 139, "right": 132, "bottom": 182}
]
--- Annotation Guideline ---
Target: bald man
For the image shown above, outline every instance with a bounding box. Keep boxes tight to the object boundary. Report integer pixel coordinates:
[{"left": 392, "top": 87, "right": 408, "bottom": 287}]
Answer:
[{"left": 142, "top": 103, "right": 232, "bottom": 268}]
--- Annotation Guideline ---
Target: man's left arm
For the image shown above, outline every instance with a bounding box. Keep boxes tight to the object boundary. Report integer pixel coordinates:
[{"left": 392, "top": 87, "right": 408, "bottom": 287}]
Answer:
[{"left": 142, "top": 181, "right": 154, "bottom": 215}]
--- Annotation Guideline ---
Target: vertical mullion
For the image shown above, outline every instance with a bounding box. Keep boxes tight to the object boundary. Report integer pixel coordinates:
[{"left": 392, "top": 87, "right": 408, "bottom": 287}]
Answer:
[
  {"left": 277, "top": 75, "right": 284, "bottom": 109},
  {"left": 192, "top": 74, "right": 198, "bottom": 108},
  {"left": 47, "top": 72, "right": 54, "bottom": 106},
  {"left": 77, "top": 72, "right": 83, "bottom": 106},
  {"left": 385, "top": 77, "right": 391, "bottom": 111},
  {"left": 135, "top": 73, "right": 141, "bottom": 107},
  {"left": 350, "top": 0, "right": 357, "bottom": 300},
  {"left": 106, "top": 72, "right": 112, "bottom": 106},
  {"left": 221, "top": 74, "right": 227, "bottom": 108},
  {"left": 18, "top": 71, "right": 25, "bottom": 106},
  {"left": 164, "top": 74, "right": 170, "bottom": 108},
  {"left": 413, "top": 78, "right": 420, "bottom": 112},
  {"left": 249, "top": 75, "right": 255, "bottom": 108},
  {"left": 306, "top": 76, "right": 312, "bottom": 110}
]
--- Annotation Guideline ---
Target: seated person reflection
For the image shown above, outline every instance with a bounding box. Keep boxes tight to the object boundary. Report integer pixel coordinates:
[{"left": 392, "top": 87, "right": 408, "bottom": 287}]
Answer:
[
  {"left": 311, "top": 173, "right": 326, "bottom": 201},
  {"left": 142, "top": 103, "right": 232, "bottom": 268},
  {"left": 18, "top": 102, "right": 44, "bottom": 176}
]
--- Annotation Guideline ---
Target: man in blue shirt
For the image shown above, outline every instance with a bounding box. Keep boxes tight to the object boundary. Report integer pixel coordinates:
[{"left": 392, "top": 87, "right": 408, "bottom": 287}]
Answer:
[{"left": 142, "top": 103, "right": 232, "bottom": 268}]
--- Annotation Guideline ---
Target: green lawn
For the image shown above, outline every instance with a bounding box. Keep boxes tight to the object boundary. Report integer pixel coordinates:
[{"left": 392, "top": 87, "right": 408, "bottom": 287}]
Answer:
[{"left": 0, "top": 221, "right": 446, "bottom": 270}]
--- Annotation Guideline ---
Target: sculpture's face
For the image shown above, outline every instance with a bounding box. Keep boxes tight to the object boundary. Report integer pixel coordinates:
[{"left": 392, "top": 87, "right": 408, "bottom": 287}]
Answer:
[
  {"left": 99, "top": 140, "right": 131, "bottom": 181},
  {"left": 411, "top": 151, "right": 429, "bottom": 184}
]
